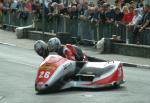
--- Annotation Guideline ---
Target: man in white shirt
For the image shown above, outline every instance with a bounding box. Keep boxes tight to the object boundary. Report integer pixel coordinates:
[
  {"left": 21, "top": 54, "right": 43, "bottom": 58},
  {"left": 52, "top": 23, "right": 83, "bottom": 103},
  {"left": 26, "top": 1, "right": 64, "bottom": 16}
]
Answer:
[
  {"left": 129, "top": 8, "right": 142, "bottom": 26},
  {"left": 10, "top": 0, "right": 18, "bottom": 10},
  {"left": 127, "top": 8, "right": 142, "bottom": 44}
]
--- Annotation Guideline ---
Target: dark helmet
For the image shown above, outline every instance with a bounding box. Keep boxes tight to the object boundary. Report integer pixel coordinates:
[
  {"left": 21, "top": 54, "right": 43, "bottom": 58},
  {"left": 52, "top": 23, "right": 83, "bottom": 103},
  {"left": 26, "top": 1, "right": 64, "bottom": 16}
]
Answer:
[
  {"left": 34, "top": 40, "right": 48, "bottom": 57},
  {"left": 47, "top": 37, "right": 61, "bottom": 52}
]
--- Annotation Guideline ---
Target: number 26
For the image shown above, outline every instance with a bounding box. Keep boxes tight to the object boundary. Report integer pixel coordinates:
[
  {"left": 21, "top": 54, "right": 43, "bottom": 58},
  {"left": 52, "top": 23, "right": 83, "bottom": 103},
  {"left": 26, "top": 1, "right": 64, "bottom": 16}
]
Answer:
[{"left": 39, "top": 71, "right": 50, "bottom": 78}]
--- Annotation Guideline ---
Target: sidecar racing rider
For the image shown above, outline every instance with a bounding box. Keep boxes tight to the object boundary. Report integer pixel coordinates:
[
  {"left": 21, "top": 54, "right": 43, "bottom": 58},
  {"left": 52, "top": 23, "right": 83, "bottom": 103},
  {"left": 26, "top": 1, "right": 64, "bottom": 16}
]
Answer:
[
  {"left": 34, "top": 37, "right": 87, "bottom": 61},
  {"left": 34, "top": 40, "right": 49, "bottom": 59}
]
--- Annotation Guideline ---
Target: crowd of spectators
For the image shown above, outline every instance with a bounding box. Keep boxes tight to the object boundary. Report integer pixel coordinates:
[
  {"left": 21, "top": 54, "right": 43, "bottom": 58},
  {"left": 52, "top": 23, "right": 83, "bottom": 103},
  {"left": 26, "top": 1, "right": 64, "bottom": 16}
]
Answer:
[{"left": 0, "top": 0, "right": 150, "bottom": 44}]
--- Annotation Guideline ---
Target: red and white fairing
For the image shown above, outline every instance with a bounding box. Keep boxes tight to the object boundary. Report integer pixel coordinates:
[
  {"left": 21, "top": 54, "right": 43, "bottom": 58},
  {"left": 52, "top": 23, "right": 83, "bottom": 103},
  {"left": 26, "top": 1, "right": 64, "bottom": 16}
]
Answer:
[{"left": 35, "top": 54, "right": 125, "bottom": 92}]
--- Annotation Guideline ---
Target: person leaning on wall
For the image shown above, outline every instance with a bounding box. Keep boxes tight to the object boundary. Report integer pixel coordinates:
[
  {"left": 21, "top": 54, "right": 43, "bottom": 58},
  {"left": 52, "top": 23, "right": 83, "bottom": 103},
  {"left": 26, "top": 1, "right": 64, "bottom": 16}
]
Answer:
[
  {"left": 127, "top": 8, "right": 142, "bottom": 34},
  {"left": 132, "top": 4, "right": 150, "bottom": 45}
]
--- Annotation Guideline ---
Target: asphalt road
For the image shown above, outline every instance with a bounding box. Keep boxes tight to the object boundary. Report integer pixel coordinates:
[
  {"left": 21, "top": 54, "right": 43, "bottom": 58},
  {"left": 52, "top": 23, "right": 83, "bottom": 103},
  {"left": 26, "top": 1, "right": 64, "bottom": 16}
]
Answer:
[{"left": 0, "top": 44, "right": 150, "bottom": 103}]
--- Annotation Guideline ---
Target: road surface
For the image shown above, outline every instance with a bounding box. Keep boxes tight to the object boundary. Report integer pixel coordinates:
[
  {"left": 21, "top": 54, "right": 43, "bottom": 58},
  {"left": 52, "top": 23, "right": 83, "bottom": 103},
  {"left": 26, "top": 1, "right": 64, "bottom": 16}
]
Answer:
[{"left": 0, "top": 44, "right": 150, "bottom": 103}]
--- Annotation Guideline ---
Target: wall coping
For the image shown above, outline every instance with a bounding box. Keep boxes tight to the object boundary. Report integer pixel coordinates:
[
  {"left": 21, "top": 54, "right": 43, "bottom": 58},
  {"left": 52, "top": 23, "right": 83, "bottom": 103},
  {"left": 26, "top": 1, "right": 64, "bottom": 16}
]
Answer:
[
  {"left": 113, "top": 43, "right": 150, "bottom": 48},
  {"left": 28, "top": 30, "right": 56, "bottom": 36}
]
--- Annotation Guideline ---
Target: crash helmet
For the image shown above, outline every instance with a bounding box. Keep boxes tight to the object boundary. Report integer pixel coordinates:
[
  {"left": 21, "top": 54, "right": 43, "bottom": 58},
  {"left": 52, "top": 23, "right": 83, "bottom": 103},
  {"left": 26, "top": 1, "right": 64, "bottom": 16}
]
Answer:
[
  {"left": 34, "top": 40, "right": 48, "bottom": 56},
  {"left": 47, "top": 37, "right": 61, "bottom": 52}
]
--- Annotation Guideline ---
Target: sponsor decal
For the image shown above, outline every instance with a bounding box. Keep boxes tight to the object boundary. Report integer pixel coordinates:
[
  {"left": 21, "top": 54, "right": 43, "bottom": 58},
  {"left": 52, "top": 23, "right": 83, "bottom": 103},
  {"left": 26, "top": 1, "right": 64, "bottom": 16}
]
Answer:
[{"left": 40, "top": 64, "right": 55, "bottom": 70}]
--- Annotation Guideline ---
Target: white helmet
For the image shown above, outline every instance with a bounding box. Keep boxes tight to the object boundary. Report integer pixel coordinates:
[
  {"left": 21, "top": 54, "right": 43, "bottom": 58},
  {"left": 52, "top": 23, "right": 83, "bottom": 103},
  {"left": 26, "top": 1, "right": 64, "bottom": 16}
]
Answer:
[
  {"left": 47, "top": 37, "right": 61, "bottom": 52},
  {"left": 34, "top": 40, "right": 48, "bottom": 56}
]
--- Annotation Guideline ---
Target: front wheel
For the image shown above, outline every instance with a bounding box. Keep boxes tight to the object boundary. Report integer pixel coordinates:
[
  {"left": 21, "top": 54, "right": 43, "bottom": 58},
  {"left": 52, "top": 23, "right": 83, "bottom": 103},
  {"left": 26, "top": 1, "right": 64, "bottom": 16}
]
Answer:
[
  {"left": 113, "top": 80, "right": 125, "bottom": 88},
  {"left": 113, "top": 82, "right": 121, "bottom": 88}
]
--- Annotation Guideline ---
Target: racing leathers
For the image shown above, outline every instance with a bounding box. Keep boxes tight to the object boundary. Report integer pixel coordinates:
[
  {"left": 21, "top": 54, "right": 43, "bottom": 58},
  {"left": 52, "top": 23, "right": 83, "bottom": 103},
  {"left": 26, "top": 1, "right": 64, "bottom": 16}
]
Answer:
[
  {"left": 56, "top": 44, "right": 87, "bottom": 61},
  {"left": 38, "top": 43, "right": 87, "bottom": 61}
]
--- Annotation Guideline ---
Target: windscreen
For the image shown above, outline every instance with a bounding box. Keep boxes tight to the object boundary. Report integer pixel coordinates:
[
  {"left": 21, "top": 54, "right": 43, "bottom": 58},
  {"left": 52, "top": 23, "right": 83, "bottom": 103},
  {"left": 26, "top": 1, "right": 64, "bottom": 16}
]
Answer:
[{"left": 40, "top": 54, "right": 64, "bottom": 66}]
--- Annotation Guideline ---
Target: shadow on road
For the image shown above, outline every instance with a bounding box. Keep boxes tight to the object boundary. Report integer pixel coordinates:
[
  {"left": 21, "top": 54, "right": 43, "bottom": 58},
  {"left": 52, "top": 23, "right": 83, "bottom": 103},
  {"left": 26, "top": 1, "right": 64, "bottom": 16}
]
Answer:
[{"left": 35, "top": 86, "right": 127, "bottom": 95}]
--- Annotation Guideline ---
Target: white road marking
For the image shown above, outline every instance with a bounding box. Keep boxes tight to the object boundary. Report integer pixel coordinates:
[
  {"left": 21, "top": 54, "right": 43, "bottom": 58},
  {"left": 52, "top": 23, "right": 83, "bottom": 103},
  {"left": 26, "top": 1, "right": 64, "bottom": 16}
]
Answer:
[
  {"left": 83, "top": 94, "right": 94, "bottom": 98},
  {"left": 0, "top": 42, "right": 16, "bottom": 46}
]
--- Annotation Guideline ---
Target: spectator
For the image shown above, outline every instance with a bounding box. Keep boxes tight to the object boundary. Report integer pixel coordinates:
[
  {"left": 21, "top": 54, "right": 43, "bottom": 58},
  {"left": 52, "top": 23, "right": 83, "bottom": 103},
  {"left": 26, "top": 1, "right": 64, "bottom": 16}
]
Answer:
[
  {"left": 58, "top": 3, "right": 67, "bottom": 15},
  {"left": 98, "top": 5, "right": 105, "bottom": 23},
  {"left": 136, "top": 0, "right": 144, "bottom": 16},
  {"left": 17, "top": 0, "right": 26, "bottom": 11},
  {"left": 25, "top": 0, "right": 34, "bottom": 13},
  {"left": 87, "top": 6, "right": 95, "bottom": 21},
  {"left": 122, "top": 5, "right": 129, "bottom": 14},
  {"left": 79, "top": 0, "right": 89, "bottom": 20},
  {"left": 97, "top": 0, "right": 105, "bottom": 6},
  {"left": 103, "top": 3, "right": 115, "bottom": 23},
  {"left": 76, "top": 3, "right": 82, "bottom": 16},
  {"left": 128, "top": 8, "right": 142, "bottom": 40},
  {"left": 69, "top": 5, "right": 78, "bottom": 19},
  {"left": 47, "top": 2, "right": 53, "bottom": 13},
  {"left": 3, "top": 0, "right": 10, "bottom": 15},
  {"left": 129, "top": 0, "right": 136, "bottom": 8},
  {"left": 136, "top": 0, "right": 144, "bottom": 8},
  {"left": 114, "top": 7, "right": 124, "bottom": 25},
  {"left": 116, "top": 0, "right": 125, "bottom": 7},
  {"left": 46, "top": 2, "right": 54, "bottom": 21},
  {"left": 133, "top": 4, "right": 150, "bottom": 44},
  {"left": 51, "top": 2, "right": 59, "bottom": 15},
  {"left": 99, "top": 4, "right": 106, "bottom": 23},
  {"left": 82, "top": 0, "right": 89, "bottom": 10},
  {"left": 129, "top": 8, "right": 142, "bottom": 26},
  {"left": 10, "top": 0, "right": 18, "bottom": 12},
  {"left": 33, "top": 1, "right": 42, "bottom": 20},
  {"left": 115, "top": 0, "right": 121, "bottom": 8},
  {"left": 70, "top": 0, "right": 78, "bottom": 7},
  {"left": 89, "top": 2, "right": 95, "bottom": 7},
  {"left": 122, "top": 6, "right": 134, "bottom": 24},
  {"left": 90, "top": 6, "right": 100, "bottom": 23}
]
